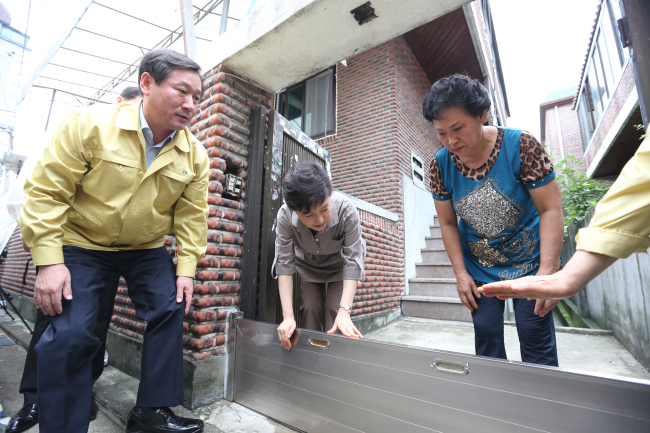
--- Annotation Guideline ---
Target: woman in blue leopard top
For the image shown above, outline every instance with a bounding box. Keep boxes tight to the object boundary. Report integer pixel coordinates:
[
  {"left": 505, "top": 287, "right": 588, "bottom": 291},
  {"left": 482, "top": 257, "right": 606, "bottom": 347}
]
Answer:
[{"left": 423, "top": 74, "right": 564, "bottom": 366}]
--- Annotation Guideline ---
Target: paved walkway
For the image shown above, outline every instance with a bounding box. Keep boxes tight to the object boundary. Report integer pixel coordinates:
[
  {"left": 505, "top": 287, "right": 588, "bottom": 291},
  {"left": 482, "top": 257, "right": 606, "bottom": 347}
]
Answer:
[
  {"left": 0, "top": 326, "right": 123, "bottom": 432},
  {"left": 0, "top": 312, "right": 293, "bottom": 433},
  {"left": 366, "top": 316, "right": 650, "bottom": 380}
]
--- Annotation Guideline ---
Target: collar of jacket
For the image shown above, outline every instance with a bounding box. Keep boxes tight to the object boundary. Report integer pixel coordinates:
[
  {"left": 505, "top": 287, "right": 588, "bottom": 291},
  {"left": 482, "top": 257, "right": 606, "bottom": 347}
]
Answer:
[
  {"left": 114, "top": 101, "right": 190, "bottom": 153},
  {"left": 291, "top": 193, "right": 340, "bottom": 232}
]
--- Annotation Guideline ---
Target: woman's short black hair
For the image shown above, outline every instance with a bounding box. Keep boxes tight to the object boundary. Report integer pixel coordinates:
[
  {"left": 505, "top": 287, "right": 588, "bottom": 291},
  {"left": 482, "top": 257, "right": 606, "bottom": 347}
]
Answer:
[
  {"left": 282, "top": 161, "right": 333, "bottom": 213},
  {"left": 422, "top": 74, "right": 491, "bottom": 122}
]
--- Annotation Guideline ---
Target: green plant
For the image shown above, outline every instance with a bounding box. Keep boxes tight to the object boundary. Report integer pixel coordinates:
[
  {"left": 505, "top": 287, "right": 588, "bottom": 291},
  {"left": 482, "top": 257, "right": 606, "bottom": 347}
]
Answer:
[
  {"left": 634, "top": 124, "right": 646, "bottom": 141},
  {"left": 551, "top": 154, "right": 610, "bottom": 235}
]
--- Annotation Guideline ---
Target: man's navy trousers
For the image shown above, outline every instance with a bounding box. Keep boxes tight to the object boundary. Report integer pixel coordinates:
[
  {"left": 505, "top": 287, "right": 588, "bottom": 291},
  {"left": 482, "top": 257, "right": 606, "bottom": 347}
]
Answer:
[{"left": 35, "top": 245, "right": 185, "bottom": 433}]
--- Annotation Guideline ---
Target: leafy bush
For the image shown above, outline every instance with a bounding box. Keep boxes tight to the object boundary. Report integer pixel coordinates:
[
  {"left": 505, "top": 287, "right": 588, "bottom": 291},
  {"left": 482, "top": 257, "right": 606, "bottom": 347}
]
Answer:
[{"left": 551, "top": 154, "right": 610, "bottom": 235}]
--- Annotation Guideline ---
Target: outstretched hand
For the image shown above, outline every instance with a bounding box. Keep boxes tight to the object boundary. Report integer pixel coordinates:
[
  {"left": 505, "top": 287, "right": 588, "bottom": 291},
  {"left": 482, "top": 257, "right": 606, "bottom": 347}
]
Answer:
[{"left": 478, "top": 271, "right": 578, "bottom": 301}]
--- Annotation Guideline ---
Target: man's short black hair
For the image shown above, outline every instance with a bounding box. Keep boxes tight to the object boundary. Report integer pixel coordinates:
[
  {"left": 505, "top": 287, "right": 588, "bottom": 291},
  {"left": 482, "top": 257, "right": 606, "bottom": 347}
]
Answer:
[
  {"left": 119, "top": 86, "right": 141, "bottom": 101},
  {"left": 138, "top": 48, "right": 204, "bottom": 97},
  {"left": 422, "top": 74, "right": 491, "bottom": 122},
  {"left": 282, "top": 161, "right": 333, "bottom": 213}
]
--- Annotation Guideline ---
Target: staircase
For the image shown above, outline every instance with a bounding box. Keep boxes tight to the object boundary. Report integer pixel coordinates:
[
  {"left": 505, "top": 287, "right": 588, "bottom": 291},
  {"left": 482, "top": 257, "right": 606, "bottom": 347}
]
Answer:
[{"left": 402, "top": 216, "right": 472, "bottom": 322}]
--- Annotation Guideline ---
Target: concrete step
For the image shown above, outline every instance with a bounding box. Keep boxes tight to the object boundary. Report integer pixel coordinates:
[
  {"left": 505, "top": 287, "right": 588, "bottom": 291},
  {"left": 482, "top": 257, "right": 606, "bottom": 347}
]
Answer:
[
  {"left": 429, "top": 226, "right": 441, "bottom": 237},
  {"left": 420, "top": 249, "right": 449, "bottom": 263},
  {"left": 408, "top": 278, "right": 457, "bottom": 297},
  {"left": 415, "top": 263, "right": 455, "bottom": 278},
  {"left": 402, "top": 296, "right": 472, "bottom": 322},
  {"left": 425, "top": 237, "right": 445, "bottom": 249}
]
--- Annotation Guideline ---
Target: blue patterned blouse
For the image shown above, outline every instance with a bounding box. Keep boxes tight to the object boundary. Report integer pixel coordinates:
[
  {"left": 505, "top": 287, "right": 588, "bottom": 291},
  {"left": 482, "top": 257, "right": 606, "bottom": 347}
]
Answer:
[{"left": 430, "top": 127, "right": 555, "bottom": 283}]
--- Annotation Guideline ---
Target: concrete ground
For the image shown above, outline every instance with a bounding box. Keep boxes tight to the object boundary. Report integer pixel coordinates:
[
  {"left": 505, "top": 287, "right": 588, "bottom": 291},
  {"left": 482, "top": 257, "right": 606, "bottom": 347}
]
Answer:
[
  {"left": 0, "top": 327, "right": 122, "bottom": 432},
  {"left": 366, "top": 316, "right": 650, "bottom": 380},
  {"left": 0, "top": 311, "right": 294, "bottom": 433}
]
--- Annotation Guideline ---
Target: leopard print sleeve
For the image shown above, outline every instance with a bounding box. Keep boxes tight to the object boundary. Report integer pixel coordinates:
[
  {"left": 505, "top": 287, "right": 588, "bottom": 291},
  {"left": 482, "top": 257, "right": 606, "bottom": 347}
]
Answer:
[
  {"left": 430, "top": 156, "right": 450, "bottom": 198},
  {"left": 519, "top": 131, "right": 554, "bottom": 184}
]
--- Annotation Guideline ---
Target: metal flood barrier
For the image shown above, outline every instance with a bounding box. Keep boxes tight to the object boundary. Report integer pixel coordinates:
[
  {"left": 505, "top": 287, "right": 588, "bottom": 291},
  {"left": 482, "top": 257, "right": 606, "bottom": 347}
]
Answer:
[{"left": 226, "top": 316, "right": 650, "bottom": 433}]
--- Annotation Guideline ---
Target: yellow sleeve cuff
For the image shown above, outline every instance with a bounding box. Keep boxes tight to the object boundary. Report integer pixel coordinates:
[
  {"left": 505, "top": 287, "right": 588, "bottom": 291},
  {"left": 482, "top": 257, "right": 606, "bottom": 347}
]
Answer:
[
  {"left": 176, "top": 259, "right": 198, "bottom": 278},
  {"left": 576, "top": 227, "right": 650, "bottom": 259},
  {"left": 30, "top": 247, "right": 65, "bottom": 266}
]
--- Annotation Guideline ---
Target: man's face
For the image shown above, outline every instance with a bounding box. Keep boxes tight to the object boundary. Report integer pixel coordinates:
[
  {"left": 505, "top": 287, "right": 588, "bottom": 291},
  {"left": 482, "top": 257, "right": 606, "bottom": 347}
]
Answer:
[{"left": 140, "top": 68, "right": 202, "bottom": 133}]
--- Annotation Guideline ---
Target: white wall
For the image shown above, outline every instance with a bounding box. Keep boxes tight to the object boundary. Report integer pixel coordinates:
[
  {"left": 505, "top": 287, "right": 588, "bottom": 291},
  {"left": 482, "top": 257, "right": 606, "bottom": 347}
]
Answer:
[
  {"left": 200, "top": 0, "right": 471, "bottom": 91},
  {"left": 564, "top": 209, "right": 650, "bottom": 371},
  {"left": 402, "top": 173, "right": 436, "bottom": 295}
]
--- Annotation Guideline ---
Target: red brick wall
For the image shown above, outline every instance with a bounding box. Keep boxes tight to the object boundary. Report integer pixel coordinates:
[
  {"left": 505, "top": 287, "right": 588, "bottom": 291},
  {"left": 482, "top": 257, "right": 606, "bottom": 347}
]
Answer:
[
  {"left": 0, "top": 229, "right": 34, "bottom": 300},
  {"left": 316, "top": 36, "right": 444, "bottom": 318},
  {"left": 584, "top": 60, "right": 636, "bottom": 169},
  {"left": 320, "top": 37, "right": 441, "bottom": 213},
  {"left": 543, "top": 102, "right": 586, "bottom": 172},
  {"left": 393, "top": 37, "right": 443, "bottom": 187},
  {"left": 353, "top": 210, "right": 402, "bottom": 318}
]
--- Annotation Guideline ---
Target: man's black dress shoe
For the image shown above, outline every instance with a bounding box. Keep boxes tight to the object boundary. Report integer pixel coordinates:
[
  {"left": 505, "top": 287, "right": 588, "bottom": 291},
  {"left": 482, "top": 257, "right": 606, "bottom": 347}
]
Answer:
[
  {"left": 5, "top": 403, "right": 38, "bottom": 433},
  {"left": 125, "top": 407, "right": 204, "bottom": 433},
  {"left": 90, "top": 396, "right": 99, "bottom": 421}
]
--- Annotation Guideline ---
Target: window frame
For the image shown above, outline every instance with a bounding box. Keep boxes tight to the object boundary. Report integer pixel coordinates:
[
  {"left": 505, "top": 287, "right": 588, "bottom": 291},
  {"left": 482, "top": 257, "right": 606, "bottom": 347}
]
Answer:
[
  {"left": 275, "top": 66, "right": 337, "bottom": 140},
  {"left": 575, "top": 0, "right": 629, "bottom": 147}
]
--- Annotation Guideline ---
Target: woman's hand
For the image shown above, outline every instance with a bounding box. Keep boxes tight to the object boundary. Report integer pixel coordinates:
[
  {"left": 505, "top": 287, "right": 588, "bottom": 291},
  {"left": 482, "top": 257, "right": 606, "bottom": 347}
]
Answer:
[
  {"left": 328, "top": 310, "right": 363, "bottom": 339},
  {"left": 456, "top": 271, "right": 479, "bottom": 312},
  {"left": 277, "top": 317, "right": 297, "bottom": 350},
  {"left": 534, "top": 299, "right": 559, "bottom": 318}
]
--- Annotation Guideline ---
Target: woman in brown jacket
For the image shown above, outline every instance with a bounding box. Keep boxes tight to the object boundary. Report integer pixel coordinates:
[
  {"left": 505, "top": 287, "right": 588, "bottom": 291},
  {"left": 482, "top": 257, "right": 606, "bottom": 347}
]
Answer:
[{"left": 273, "top": 162, "right": 366, "bottom": 349}]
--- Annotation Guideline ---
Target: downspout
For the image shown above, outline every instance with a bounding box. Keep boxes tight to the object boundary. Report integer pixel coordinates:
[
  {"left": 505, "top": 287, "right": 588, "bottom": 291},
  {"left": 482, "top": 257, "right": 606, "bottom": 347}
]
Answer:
[{"left": 554, "top": 106, "right": 565, "bottom": 158}]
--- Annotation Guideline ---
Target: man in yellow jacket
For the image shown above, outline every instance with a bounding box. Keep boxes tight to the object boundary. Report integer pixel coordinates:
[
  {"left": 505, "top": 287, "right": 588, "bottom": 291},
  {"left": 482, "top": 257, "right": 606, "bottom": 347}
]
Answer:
[{"left": 19, "top": 49, "right": 209, "bottom": 433}]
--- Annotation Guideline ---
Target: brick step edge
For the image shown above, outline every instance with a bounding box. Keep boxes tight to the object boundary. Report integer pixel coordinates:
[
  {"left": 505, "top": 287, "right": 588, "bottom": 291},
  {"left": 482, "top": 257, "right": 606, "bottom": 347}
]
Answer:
[{"left": 402, "top": 296, "right": 462, "bottom": 304}]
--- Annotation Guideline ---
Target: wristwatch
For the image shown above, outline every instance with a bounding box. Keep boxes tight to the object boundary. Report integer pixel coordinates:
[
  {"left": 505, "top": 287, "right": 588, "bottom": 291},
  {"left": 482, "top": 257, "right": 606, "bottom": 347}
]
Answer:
[{"left": 339, "top": 304, "right": 351, "bottom": 312}]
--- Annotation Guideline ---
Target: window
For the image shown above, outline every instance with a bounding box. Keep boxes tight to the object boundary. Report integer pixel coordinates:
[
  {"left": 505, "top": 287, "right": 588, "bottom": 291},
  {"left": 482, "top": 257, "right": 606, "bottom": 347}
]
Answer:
[
  {"left": 276, "top": 67, "right": 336, "bottom": 139},
  {"left": 0, "top": 24, "right": 28, "bottom": 47},
  {"left": 577, "top": 93, "right": 595, "bottom": 150},
  {"left": 576, "top": 0, "right": 628, "bottom": 146}
]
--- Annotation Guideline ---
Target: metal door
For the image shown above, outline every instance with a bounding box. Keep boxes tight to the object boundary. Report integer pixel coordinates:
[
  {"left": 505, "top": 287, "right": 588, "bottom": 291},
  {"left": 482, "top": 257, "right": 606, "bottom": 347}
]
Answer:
[
  {"left": 227, "top": 316, "right": 650, "bottom": 433},
  {"left": 258, "top": 110, "right": 332, "bottom": 325}
]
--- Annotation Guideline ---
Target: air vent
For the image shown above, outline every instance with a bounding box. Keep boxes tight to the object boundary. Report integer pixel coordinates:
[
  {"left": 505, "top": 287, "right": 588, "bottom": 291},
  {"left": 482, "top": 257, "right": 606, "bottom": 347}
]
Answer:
[
  {"left": 350, "top": 2, "right": 377, "bottom": 25},
  {"left": 411, "top": 151, "right": 425, "bottom": 189}
]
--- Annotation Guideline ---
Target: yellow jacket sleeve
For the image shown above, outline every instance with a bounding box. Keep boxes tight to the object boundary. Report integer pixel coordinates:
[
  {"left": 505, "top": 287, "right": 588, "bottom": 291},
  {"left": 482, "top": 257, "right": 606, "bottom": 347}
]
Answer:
[
  {"left": 19, "top": 111, "right": 89, "bottom": 266},
  {"left": 576, "top": 136, "right": 650, "bottom": 258},
  {"left": 174, "top": 149, "right": 209, "bottom": 277}
]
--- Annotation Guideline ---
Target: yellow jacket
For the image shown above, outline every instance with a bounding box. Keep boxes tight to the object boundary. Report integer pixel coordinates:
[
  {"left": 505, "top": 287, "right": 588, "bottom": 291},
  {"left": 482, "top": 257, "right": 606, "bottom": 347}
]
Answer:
[
  {"left": 20, "top": 101, "right": 209, "bottom": 277},
  {"left": 576, "top": 135, "right": 650, "bottom": 258}
]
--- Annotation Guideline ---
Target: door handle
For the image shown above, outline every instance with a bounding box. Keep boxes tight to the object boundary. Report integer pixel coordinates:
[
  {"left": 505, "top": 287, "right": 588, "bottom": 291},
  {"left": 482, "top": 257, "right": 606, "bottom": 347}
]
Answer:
[
  {"left": 432, "top": 358, "right": 470, "bottom": 375},
  {"left": 308, "top": 337, "right": 330, "bottom": 349}
]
